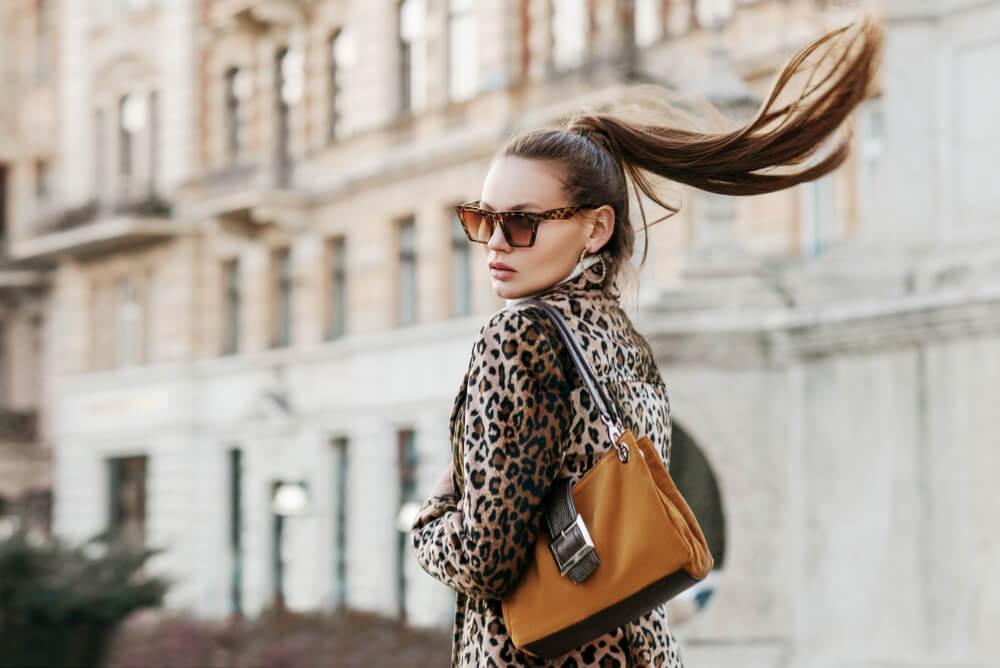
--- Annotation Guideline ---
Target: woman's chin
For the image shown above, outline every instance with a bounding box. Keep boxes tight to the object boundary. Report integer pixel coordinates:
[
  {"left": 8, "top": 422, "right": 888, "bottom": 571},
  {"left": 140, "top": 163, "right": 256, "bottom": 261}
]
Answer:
[
  {"left": 492, "top": 279, "right": 523, "bottom": 300},
  {"left": 492, "top": 286, "right": 514, "bottom": 300}
]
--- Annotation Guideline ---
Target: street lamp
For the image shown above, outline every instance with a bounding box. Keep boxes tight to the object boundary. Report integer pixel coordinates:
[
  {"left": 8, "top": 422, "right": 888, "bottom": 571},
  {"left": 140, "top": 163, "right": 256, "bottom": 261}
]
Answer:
[
  {"left": 121, "top": 93, "right": 148, "bottom": 134},
  {"left": 396, "top": 500, "right": 421, "bottom": 532},
  {"left": 271, "top": 479, "right": 310, "bottom": 612},
  {"left": 273, "top": 480, "right": 309, "bottom": 516}
]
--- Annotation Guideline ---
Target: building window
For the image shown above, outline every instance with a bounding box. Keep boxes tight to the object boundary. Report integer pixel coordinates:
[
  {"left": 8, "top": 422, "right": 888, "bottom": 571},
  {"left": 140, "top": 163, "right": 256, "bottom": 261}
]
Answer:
[
  {"left": 117, "top": 92, "right": 151, "bottom": 199},
  {"left": 275, "top": 48, "right": 298, "bottom": 187},
  {"left": 34, "top": 160, "right": 51, "bottom": 202},
  {"left": 327, "top": 29, "right": 355, "bottom": 142},
  {"left": 148, "top": 90, "right": 159, "bottom": 195},
  {"left": 635, "top": 0, "right": 666, "bottom": 47},
  {"left": 118, "top": 95, "right": 133, "bottom": 179},
  {"left": 451, "top": 209, "right": 471, "bottom": 316},
  {"left": 325, "top": 237, "right": 348, "bottom": 339},
  {"left": 801, "top": 171, "right": 836, "bottom": 258},
  {"left": 398, "top": 0, "right": 426, "bottom": 115},
  {"left": 447, "top": 0, "right": 478, "bottom": 102},
  {"left": 552, "top": 0, "right": 587, "bottom": 71},
  {"left": 224, "top": 67, "right": 243, "bottom": 161},
  {"left": 331, "top": 437, "right": 349, "bottom": 609},
  {"left": 30, "top": 316, "right": 43, "bottom": 391},
  {"left": 327, "top": 31, "right": 342, "bottom": 142},
  {"left": 107, "top": 455, "right": 148, "bottom": 550},
  {"left": 0, "top": 165, "right": 7, "bottom": 244},
  {"left": 222, "top": 259, "right": 241, "bottom": 355},
  {"left": 143, "top": 268, "right": 155, "bottom": 363},
  {"left": 277, "top": 47, "right": 304, "bottom": 106},
  {"left": 227, "top": 447, "right": 244, "bottom": 617},
  {"left": 857, "top": 96, "right": 884, "bottom": 231},
  {"left": 396, "top": 429, "right": 418, "bottom": 621},
  {"left": 94, "top": 109, "right": 107, "bottom": 203},
  {"left": 34, "top": 0, "right": 51, "bottom": 82},
  {"left": 116, "top": 276, "right": 140, "bottom": 366},
  {"left": 270, "top": 247, "right": 293, "bottom": 348},
  {"left": 90, "top": 279, "right": 111, "bottom": 370},
  {"left": 397, "top": 217, "right": 418, "bottom": 326}
]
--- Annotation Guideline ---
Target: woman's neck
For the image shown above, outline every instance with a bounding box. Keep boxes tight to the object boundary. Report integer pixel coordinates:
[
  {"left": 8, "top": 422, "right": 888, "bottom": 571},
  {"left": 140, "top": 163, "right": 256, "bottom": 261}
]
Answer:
[{"left": 504, "top": 253, "right": 602, "bottom": 308}]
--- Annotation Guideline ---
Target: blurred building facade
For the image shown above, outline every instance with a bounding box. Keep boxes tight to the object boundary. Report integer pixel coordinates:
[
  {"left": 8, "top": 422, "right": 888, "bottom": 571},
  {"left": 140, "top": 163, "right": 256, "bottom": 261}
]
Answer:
[
  {"left": 0, "top": 0, "right": 57, "bottom": 536},
  {"left": 1, "top": 0, "right": 999, "bottom": 666}
]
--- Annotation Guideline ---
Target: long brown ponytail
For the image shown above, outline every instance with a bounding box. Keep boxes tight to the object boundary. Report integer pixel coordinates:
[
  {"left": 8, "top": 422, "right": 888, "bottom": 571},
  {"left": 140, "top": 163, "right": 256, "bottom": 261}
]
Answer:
[{"left": 500, "top": 14, "right": 884, "bottom": 296}]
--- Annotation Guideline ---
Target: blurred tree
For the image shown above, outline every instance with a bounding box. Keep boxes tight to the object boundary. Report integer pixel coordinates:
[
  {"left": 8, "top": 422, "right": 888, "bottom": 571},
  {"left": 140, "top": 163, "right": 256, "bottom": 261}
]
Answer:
[{"left": 0, "top": 530, "right": 169, "bottom": 668}]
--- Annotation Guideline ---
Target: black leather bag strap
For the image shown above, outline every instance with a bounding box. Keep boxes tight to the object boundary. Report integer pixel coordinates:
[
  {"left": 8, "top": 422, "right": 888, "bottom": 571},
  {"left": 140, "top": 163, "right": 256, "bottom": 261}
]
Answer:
[
  {"left": 514, "top": 299, "right": 626, "bottom": 439},
  {"left": 543, "top": 478, "right": 601, "bottom": 584},
  {"left": 510, "top": 298, "right": 629, "bottom": 584}
]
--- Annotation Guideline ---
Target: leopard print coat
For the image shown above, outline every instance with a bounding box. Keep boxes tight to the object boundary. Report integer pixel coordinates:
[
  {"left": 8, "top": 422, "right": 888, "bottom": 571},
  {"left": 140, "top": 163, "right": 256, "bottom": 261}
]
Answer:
[{"left": 410, "top": 265, "right": 686, "bottom": 667}]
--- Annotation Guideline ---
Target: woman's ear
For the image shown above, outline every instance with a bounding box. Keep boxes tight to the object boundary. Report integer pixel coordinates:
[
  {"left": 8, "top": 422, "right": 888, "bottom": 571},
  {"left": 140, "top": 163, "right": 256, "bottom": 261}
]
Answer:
[{"left": 587, "top": 205, "right": 616, "bottom": 251}]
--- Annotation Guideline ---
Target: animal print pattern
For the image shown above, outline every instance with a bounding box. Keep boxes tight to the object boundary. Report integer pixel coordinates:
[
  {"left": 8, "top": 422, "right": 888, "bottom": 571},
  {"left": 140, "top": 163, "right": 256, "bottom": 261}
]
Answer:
[{"left": 410, "top": 265, "right": 686, "bottom": 667}]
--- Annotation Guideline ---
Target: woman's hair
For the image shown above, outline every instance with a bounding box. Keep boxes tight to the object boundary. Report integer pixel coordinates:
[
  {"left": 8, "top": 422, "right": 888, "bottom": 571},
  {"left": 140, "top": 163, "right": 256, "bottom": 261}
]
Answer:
[{"left": 498, "top": 14, "right": 884, "bottom": 298}]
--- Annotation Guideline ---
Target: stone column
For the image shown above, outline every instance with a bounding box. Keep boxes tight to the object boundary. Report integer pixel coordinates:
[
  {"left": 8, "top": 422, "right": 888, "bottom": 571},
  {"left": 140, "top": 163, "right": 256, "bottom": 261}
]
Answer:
[
  {"left": 655, "top": 8, "right": 785, "bottom": 311},
  {"left": 404, "top": 409, "right": 457, "bottom": 628}
]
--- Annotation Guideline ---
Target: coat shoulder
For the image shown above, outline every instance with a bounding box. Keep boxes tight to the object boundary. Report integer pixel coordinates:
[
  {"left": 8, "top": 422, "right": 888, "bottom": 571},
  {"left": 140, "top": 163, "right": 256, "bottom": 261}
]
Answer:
[
  {"left": 481, "top": 304, "right": 542, "bottom": 335},
  {"left": 475, "top": 306, "right": 552, "bottom": 356},
  {"left": 469, "top": 306, "right": 569, "bottom": 394}
]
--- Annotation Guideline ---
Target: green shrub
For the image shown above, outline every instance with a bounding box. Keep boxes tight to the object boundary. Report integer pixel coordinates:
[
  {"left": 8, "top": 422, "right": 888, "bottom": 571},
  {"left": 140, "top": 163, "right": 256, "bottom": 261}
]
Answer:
[{"left": 0, "top": 530, "right": 169, "bottom": 668}]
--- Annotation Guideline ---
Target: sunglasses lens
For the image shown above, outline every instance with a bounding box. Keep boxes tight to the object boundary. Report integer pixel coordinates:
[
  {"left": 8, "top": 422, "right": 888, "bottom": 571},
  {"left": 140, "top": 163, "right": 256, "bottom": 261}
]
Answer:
[
  {"left": 504, "top": 214, "right": 534, "bottom": 246},
  {"left": 458, "top": 209, "right": 491, "bottom": 242}
]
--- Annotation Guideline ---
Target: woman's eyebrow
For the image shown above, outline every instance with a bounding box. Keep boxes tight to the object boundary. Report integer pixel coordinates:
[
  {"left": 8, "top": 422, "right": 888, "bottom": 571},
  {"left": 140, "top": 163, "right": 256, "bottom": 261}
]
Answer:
[{"left": 479, "top": 201, "right": 542, "bottom": 211}]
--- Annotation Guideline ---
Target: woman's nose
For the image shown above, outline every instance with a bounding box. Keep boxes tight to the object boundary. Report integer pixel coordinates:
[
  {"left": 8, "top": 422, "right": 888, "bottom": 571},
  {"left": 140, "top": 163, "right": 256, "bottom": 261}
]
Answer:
[{"left": 486, "top": 218, "right": 510, "bottom": 251}]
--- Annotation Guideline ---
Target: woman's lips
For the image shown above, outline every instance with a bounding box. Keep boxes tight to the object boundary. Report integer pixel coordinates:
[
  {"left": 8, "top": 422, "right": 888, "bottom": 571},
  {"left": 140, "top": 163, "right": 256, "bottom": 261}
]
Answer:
[{"left": 490, "top": 265, "right": 516, "bottom": 280}]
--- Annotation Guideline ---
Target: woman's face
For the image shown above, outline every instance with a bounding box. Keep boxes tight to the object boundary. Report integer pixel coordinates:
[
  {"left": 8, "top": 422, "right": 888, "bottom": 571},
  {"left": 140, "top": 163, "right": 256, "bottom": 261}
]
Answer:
[{"left": 477, "top": 155, "right": 613, "bottom": 300}]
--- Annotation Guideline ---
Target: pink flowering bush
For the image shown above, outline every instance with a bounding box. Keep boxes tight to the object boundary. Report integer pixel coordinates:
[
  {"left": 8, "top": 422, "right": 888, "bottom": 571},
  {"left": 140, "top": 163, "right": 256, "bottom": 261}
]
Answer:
[{"left": 104, "top": 607, "right": 451, "bottom": 668}]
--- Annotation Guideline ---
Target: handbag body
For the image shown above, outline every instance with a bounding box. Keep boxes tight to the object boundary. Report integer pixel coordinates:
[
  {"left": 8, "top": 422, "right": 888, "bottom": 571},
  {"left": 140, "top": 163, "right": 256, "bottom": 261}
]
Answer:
[{"left": 500, "top": 299, "right": 714, "bottom": 659}]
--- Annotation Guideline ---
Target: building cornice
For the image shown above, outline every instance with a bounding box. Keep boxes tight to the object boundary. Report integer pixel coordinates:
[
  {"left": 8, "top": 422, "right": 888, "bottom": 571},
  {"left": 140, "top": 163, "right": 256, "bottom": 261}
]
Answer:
[
  {"left": 887, "top": 0, "right": 997, "bottom": 21},
  {"left": 638, "top": 280, "right": 1000, "bottom": 368}
]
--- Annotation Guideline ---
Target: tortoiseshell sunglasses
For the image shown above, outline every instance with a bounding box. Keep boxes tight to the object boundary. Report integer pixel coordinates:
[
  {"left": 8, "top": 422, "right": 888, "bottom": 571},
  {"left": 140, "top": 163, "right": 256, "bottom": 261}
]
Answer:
[{"left": 454, "top": 200, "right": 602, "bottom": 248}]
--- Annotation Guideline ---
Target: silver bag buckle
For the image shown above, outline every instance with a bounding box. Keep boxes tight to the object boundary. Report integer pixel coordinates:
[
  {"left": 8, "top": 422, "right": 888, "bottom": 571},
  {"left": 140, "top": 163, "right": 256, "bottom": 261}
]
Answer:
[{"left": 549, "top": 513, "right": 599, "bottom": 581}]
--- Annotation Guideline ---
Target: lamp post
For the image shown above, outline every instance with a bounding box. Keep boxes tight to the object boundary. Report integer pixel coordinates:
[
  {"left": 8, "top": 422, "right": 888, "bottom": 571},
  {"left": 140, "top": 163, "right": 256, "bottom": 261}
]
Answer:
[{"left": 271, "top": 479, "right": 310, "bottom": 613}]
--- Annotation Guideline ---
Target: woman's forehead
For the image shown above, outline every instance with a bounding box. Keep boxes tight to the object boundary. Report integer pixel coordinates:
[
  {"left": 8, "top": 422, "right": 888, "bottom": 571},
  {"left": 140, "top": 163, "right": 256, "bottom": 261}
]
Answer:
[{"left": 481, "top": 156, "right": 566, "bottom": 209}]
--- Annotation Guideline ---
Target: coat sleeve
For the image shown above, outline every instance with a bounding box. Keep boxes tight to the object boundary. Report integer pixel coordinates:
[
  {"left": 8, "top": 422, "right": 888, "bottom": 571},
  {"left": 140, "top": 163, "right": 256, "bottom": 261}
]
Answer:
[{"left": 410, "top": 307, "right": 572, "bottom": 600}]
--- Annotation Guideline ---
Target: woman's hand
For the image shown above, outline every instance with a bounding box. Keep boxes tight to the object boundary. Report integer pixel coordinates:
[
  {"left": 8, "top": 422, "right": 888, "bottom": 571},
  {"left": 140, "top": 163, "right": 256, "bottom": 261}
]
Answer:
[{"left": 431, "top": 463, "right": 455, "bottom": 497}]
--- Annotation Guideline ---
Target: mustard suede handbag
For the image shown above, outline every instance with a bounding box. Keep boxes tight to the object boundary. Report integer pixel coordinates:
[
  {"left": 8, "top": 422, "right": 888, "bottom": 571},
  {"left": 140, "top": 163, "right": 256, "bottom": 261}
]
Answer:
[{"left": 501, "top": 299, "right": 714, "bottom": 660}]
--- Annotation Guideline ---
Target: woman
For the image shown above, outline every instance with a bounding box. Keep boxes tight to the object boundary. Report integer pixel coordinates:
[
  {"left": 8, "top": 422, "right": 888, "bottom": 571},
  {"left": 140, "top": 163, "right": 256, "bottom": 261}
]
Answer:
[{"left": 411, "top": 15, "right": 882, "bottom": 667}]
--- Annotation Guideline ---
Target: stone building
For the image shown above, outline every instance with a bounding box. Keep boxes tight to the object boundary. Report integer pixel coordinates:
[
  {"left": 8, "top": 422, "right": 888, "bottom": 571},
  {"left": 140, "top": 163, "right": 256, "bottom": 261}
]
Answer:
[
  {"left": 1, "top": 0, "right": 998, "bottom": 666},
  {"left": 0, "top": 0, "right": 58, "bottom": 536}
]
